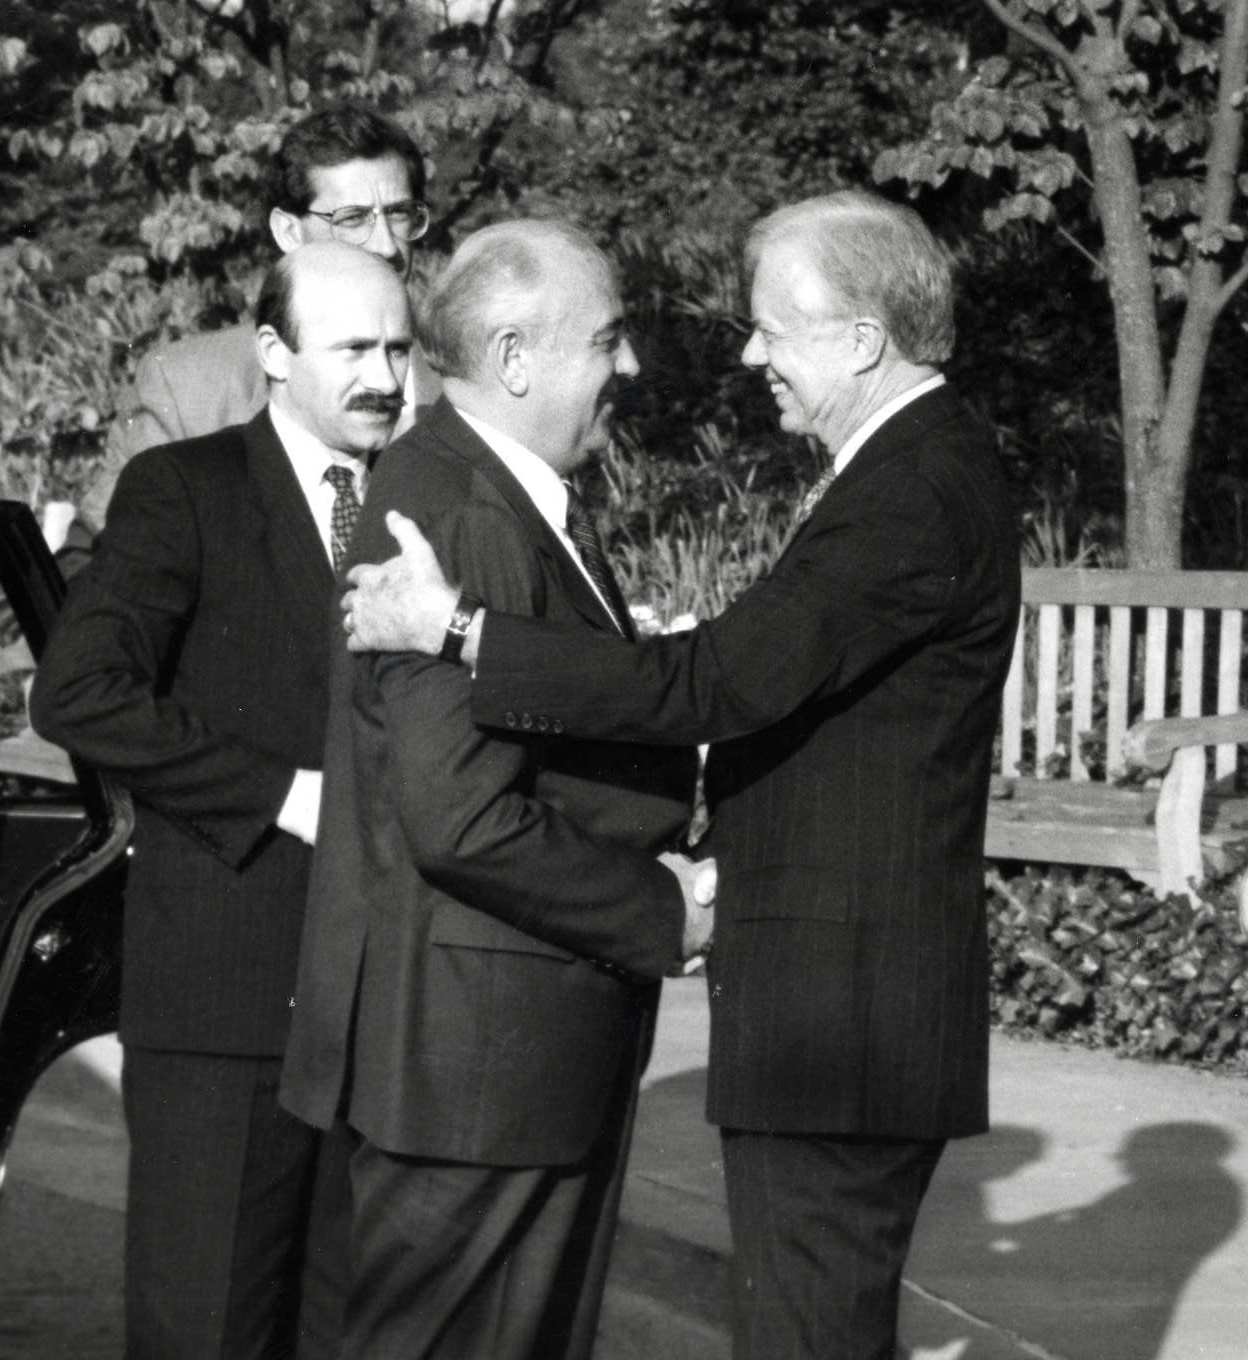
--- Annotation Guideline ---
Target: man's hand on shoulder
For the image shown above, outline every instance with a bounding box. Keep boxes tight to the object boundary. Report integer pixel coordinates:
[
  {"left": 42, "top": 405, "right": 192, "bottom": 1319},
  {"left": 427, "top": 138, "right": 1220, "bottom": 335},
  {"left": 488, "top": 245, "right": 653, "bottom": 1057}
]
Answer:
[
  {"left": 659, "top": 851, "right": 716, "bottom": 973},
  {"left": 342, "top": 510, "right": 461, "bottom": 654}
]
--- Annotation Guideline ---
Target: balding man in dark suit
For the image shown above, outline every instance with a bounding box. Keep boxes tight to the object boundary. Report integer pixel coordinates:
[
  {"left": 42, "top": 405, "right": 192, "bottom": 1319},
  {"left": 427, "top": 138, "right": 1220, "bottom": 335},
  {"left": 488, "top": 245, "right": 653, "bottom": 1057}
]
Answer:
[
  {"left": 32, "top": 241, "right": 413, "bottom": 1359},
  {"left": 280, "top": 219, "right": 713, "bottom": 1360}
]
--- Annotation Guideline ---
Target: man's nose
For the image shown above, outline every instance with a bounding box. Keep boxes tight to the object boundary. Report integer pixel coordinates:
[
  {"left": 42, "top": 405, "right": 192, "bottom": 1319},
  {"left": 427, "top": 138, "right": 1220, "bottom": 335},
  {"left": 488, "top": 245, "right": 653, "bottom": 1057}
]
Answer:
[
  {"left": 363, "top": 347, "right": 403, "bottom": 392},
  {"left": 741, "top": 330, "right": 766, "bottom": 368},
  {"left": 364, "top": 210, "right": 401, "bottom": 263},
  {"left": 615, "top": 338, "right": 640, "bottom": 379}
]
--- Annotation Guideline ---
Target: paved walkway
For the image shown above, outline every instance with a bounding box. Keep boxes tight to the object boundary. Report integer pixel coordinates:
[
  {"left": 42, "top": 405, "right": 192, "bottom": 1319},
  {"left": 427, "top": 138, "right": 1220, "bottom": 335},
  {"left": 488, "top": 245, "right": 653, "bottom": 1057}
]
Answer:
[
  {"left": 603, "top": 979, "right": 1248, "bottom": 1360},
  {"left": 1, "top": 979, "right": 1246, "bottom": 1358}
]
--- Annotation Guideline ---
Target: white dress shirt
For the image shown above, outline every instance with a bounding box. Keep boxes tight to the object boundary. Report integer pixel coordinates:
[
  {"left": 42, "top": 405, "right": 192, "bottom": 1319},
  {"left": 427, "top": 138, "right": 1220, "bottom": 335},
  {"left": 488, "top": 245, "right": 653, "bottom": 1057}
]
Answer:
[
  {"left": 267, "top": 399, "right": 369, "bottom": 566},
  {"left": 455, "top": 407, "right": 620, "bottom": 624},
  {"left": 266, "top": 399, "right": 369, "bottom": 846},
  {"left": 832, "top": 373, "right": 946, "bottom": 478}
]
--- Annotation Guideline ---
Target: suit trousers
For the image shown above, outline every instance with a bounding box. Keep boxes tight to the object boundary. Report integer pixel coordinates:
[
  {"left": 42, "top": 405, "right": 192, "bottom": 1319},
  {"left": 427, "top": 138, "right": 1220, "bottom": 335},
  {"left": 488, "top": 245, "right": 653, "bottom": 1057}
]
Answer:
[
  {"left": 344, "top": 1032, "right": 647, "bottom": 1360},
  {"left": 123, "top": 1048, "right": 351, "bottom": 1360},
  {"left": 720, "top": 1129, "right": 945, "bottom": 1360}
]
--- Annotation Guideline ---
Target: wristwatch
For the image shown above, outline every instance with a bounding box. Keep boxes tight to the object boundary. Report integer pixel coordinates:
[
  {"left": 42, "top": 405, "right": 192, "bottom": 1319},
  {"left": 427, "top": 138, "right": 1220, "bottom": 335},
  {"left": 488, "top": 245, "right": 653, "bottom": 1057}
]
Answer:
[{"left": 439, "top": 590, "right": 482, "bottom": 664}]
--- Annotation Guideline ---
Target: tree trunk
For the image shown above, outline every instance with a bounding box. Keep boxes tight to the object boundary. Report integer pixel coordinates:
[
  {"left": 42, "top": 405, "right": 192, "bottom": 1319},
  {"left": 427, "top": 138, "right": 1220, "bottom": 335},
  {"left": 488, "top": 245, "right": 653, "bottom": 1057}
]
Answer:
[
  {"left": 1150, "top": 0, "right": 1248, "bottom": 567},
  {"left": 1079, "top": 76, "right": 1170, "bottom": 566}
]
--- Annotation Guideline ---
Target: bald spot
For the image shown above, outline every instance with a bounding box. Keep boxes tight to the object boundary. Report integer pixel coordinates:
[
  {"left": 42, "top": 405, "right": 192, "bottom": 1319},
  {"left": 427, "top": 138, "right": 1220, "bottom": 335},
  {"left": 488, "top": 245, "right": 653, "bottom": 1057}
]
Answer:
[{"left": 285, "top": 240, "right": 409, "bottom": 341}]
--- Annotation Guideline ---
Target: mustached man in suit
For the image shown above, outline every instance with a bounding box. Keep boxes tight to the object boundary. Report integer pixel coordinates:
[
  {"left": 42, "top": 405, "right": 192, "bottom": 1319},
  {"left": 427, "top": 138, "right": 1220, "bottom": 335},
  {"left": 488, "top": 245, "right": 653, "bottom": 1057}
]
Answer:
[
  {"left": 279, "top": 218, "right": 715, "bottom": 1360},
  {"left": 31, "top": 241, "right": 412, "bottom": 1359},
  {"left": 78, "top": 103, "right": 439, "bottom": 537},
  {"left": 337, "top": 190, "right": 1022, "bottom": 1360}
]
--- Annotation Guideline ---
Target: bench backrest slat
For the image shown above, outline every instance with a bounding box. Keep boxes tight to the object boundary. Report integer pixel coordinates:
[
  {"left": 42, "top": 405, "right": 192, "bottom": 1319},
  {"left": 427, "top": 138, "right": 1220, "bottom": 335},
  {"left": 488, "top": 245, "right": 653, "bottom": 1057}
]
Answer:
[
  {"left": 999, "top": 570, "right": 1248, "bottom": 783},
  {"left": 1181, "top": 609, "right": 1204, "bottom": 718},
  {"left": 1107, "top": 606, "right": 1131, "bottom": 779},
  {"left": 1144, "top": 606, "right": 1168, "bottom": 720},
  {"left": 1217, "top": 610, "right": 1243, "bottom": 781}
]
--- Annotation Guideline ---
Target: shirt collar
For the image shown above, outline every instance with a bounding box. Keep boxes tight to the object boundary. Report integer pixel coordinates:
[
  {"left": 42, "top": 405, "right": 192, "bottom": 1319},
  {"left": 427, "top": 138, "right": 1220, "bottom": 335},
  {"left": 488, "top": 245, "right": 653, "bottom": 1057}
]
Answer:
[
  {"left": 267, "top": 398, "right": 367, "bottom": 503},
  {"left": 454, "top": 407, "right": 570, "bottom": 530},
  {"left": 834, "top": 373, "right": 946, "bottom": 477}
]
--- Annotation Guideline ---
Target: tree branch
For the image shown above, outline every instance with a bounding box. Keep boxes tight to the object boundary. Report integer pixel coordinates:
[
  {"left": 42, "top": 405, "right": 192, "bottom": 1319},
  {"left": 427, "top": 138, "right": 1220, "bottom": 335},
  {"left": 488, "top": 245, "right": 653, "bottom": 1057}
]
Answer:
[
  {"left": 1077, "top": 0, "right": 1113, "bottom": 42},
  {"left": 1216, "top": 253, "right": 1248, "bottom": 312},
  {"left": 1115, "top": 0, "right": 1143, "bottom": 46},
  {"left": 1055, "top": 221, "right": 1104, "bottom": 274},
  {"left": 981, "top": 0, "right": 1082, "bottom": 80}
]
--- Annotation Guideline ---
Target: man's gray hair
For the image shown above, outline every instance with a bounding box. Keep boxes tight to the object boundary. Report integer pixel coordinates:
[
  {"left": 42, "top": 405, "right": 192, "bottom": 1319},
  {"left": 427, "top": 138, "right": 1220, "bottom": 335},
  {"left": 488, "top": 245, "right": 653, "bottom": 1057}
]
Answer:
[
  {"left": 418, "top": 218, "right": 613, "bottom": 380},
  {"left": 746, "top": 191, "right": 955, "bottom": 365}
]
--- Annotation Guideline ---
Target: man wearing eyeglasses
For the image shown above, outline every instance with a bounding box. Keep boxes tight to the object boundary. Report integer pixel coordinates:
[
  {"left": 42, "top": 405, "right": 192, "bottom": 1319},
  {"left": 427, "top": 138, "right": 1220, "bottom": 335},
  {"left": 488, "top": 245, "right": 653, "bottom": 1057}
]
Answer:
[{"left": 78, "top": 103, "right": 439, "bottom": 535}]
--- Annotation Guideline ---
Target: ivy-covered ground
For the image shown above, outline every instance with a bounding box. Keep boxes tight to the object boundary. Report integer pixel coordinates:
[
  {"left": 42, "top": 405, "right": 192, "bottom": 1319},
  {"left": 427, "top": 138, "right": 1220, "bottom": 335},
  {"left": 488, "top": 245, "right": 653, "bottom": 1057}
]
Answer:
[{"left": 988, "top": 863, "right": 1248, "bottom": 1074}]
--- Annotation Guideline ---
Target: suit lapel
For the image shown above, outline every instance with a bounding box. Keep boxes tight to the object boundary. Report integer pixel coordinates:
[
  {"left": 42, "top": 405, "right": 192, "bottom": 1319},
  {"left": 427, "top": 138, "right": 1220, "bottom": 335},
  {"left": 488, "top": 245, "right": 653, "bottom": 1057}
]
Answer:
[
  {"left": 239, "top": 409, "right": 335, "bottom": 650},
  {"left": 422, "top": 399, "right": 628, "bottom": 636},
  {"left": 785, "top": 383, "right": 966, "bottom": 555}
]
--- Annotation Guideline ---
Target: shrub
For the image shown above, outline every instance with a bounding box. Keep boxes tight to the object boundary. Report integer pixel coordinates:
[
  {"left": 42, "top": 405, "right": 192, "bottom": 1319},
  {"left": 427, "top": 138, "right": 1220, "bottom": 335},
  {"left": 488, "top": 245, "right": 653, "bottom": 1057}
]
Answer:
[
  {"left": 987, "top": 864, "right": 1248, "bottom": 1074},
  {"left": 597, "top": 425, "right": 797, "bottom": 626}
]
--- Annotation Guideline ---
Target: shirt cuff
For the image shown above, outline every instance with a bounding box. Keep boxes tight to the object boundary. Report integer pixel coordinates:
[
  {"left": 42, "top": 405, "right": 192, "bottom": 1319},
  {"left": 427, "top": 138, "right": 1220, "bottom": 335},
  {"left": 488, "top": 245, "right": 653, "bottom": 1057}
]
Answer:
[{"left": 276, "top": 767, "right": 322, "bottom": 846}]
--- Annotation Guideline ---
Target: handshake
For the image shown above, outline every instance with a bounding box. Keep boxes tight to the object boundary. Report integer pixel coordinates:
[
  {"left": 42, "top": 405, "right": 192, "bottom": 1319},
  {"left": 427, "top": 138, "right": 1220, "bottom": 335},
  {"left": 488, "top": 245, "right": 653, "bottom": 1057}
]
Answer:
[{"left": 658, "top": 851, "right": 717, "bottom": 975}]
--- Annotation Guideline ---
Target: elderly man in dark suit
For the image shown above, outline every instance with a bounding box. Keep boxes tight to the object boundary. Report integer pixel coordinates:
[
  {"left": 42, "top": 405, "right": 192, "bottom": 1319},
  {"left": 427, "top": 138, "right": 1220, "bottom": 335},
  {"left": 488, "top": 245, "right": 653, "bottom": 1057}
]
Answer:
[
  {"left": 280, "top": 218, "right": 714, "bottom": 1360},
  {"left": 337, "top": 190, "right": 1021, "bottom": 1360},
  {"left": 31, "top": 241, "right": 412, "bottom": 1359}
]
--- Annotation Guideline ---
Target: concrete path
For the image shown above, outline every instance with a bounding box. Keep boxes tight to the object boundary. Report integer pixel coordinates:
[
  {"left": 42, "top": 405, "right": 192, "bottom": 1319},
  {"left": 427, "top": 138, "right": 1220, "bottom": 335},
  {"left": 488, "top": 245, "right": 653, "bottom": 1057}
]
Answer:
[
  {"left": 1, "top": 982, "right": 1246, "bottom": 1359},
  {"left": 602, "top": 978, "right": 1248, "bottom": 1360}
]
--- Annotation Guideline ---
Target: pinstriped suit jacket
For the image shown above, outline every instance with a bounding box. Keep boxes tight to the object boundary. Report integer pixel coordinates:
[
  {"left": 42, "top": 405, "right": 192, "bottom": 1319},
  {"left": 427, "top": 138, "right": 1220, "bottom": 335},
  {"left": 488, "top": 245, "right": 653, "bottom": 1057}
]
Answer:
[
  {"left": 471, "top": 385, "right": 1021, "bottom": 1140},
  {"left": 32, "top": 410, "right": 332, "bottom": 1056}
]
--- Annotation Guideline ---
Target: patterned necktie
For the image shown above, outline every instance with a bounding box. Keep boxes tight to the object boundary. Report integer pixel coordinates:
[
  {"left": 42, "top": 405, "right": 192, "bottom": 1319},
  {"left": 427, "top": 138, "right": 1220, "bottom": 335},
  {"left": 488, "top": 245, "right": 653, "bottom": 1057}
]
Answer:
[
  {"left": 564, "top": 486, "right": 631, "bottom": 637},
  {"left": 324, "top": 464, "right": 362, "bottom": 572},
  {"left": 794, "top": 460, "right": 838, "bottom": 530}
]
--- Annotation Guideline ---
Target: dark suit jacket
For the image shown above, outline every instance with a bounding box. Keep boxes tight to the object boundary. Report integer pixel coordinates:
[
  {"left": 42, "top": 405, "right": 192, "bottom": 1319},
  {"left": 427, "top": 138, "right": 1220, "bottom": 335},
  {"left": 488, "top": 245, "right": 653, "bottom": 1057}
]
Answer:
[
  {"left": 31, "top": 410, "right": 332, "bottom": 1056},
  {"left": 470, "top": 384, "right": 1021, "bottom": 1141},
  {"left": 281, "top": 399, "right": 696, "bottom": 1166}
]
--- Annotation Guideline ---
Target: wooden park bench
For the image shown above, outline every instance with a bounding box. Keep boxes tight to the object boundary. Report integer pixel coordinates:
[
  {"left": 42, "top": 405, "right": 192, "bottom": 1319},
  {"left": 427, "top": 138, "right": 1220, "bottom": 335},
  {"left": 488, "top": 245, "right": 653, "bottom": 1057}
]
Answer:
[{"left": 987, "top": 567, "right": 1248, "bottom": 922}]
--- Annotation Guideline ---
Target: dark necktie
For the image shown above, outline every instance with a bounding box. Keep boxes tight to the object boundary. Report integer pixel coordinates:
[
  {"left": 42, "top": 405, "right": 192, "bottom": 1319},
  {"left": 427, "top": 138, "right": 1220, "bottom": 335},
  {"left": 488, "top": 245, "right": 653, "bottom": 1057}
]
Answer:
[
  {"left": 324, "top": 464, "right": 361, "bottom": 572},
  {"left": 564, "top": 486, "right": 631, "bottom": 637}
]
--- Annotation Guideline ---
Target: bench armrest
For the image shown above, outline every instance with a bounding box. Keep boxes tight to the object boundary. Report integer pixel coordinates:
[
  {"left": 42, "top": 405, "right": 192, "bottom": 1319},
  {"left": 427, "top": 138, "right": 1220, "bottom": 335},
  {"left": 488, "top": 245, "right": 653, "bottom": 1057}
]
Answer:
[
  {"left": 1124, "top": 713, "right": 1248, "bottom": 774},
  {"left": 1124, "top": 713, "right": 1248, "bottom": 927}
]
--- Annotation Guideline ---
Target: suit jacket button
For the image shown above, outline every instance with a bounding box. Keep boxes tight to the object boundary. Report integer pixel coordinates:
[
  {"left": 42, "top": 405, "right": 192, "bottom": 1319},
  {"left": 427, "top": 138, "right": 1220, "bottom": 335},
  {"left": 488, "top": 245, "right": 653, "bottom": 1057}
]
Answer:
[
  {"left": 537, "top": 716, "right": 550, "bottom": 732},
  {"left": 505, "top": 711, "right": 518, "bottom": 728},
  {"left": 552, "top": 719, "right": 564, "bottom": 734},
  {"left": 521, "top": 713, "right": 534, "bottom": 730}
]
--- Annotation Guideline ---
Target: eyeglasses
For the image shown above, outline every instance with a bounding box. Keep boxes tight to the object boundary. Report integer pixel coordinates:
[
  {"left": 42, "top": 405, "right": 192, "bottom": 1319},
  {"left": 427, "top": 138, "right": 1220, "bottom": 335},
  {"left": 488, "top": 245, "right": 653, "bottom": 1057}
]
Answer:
[{"left": 303, "top": 200, "right": 430, "bottom": 245}]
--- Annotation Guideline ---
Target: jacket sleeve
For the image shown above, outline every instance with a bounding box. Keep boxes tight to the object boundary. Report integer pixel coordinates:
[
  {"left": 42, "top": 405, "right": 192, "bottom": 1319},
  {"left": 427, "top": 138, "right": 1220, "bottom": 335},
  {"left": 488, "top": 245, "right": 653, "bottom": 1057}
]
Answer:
[
  {"left": 30, "top": 447, "right": 295, "bottom": 868},
  {"left": 471, "top": 469, "right": 959, "bottom": 746},
  {"left": 80, "top": 352, "right": 184, "bottom": 533},
  {"left": 374, "top": 500, "right": 687, "bottom": 980}
]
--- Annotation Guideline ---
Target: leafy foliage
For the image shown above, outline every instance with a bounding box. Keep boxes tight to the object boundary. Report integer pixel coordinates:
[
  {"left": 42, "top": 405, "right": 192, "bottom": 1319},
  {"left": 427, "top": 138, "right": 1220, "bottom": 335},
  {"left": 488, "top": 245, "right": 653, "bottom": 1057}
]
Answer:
[
  {"left": 875, "top": 0, "right": 1248, "bottom": 568},
  {"left": 988, "top": 863, "right": 1248, "bottom": 1071},
  {"left": 876, "top": 1, "right": 1242, "bottom": 294}
]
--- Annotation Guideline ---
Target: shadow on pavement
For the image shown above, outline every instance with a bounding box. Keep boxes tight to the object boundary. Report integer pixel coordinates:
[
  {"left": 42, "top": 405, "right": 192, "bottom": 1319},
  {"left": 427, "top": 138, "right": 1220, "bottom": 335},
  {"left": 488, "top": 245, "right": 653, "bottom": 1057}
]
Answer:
[{"left": 909, "top": 1120, "right": 1242, "bottom": 1360}]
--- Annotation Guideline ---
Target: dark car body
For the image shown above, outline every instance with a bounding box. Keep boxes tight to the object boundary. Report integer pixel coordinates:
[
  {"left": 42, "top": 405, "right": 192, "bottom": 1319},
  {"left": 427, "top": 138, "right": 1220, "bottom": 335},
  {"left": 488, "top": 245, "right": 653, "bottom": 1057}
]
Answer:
[{"left": 0, "top": 500, "right": 129, "bottom": 1183}]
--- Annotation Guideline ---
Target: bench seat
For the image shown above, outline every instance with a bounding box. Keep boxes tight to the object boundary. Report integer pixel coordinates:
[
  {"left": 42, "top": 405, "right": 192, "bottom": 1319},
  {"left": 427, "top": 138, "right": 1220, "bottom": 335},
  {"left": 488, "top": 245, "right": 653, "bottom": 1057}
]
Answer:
[{"left": 986, "top": 775, "right": 1248, "bottom": 890}]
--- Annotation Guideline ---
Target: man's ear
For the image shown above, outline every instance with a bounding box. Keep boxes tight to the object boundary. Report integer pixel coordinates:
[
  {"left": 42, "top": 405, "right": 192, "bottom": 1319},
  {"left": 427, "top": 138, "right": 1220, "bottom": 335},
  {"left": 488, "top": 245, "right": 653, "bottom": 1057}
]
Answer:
[
  {"left": 269, "top": 206, "right": 304, "bottom": 253},
  {"left": 491, "top": 326, "right": 530, "bottom": 397},
  {"left": 256, "top": 325, "right": 292, "bottom": 384},
  {"left": 850, "top": 317, "right": 887, "bottom": 373}
]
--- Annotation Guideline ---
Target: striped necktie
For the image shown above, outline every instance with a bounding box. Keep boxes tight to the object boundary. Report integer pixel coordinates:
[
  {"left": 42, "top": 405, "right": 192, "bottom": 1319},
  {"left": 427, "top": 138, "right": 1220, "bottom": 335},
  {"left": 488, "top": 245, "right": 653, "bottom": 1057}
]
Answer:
[
  {"left": 324, "top": 464, "right": 361, "bottom": 572},
  {"left": 564, "top": 486, "right": 631, "bottom": 637}
]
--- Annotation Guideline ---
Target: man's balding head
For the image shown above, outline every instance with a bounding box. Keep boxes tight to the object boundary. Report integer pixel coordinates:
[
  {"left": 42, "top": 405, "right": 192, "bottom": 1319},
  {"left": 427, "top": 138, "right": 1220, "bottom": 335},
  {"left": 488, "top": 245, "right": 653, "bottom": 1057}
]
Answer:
[
  {"left": 414, "top": 219, "right": 638, "bottom": 476},
  {"left": 416, "top": 219, "right": 615, "bottom": 384},
  {"left": 255, "top": 242, "right": 413, "bottom": 458}
]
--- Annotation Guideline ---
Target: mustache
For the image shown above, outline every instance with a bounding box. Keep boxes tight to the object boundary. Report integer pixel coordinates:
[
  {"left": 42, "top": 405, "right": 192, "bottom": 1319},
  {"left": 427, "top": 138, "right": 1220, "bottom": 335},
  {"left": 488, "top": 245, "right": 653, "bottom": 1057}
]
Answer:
[{"left": 347, "top": 393, "right": 405, "bottom": 416}]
